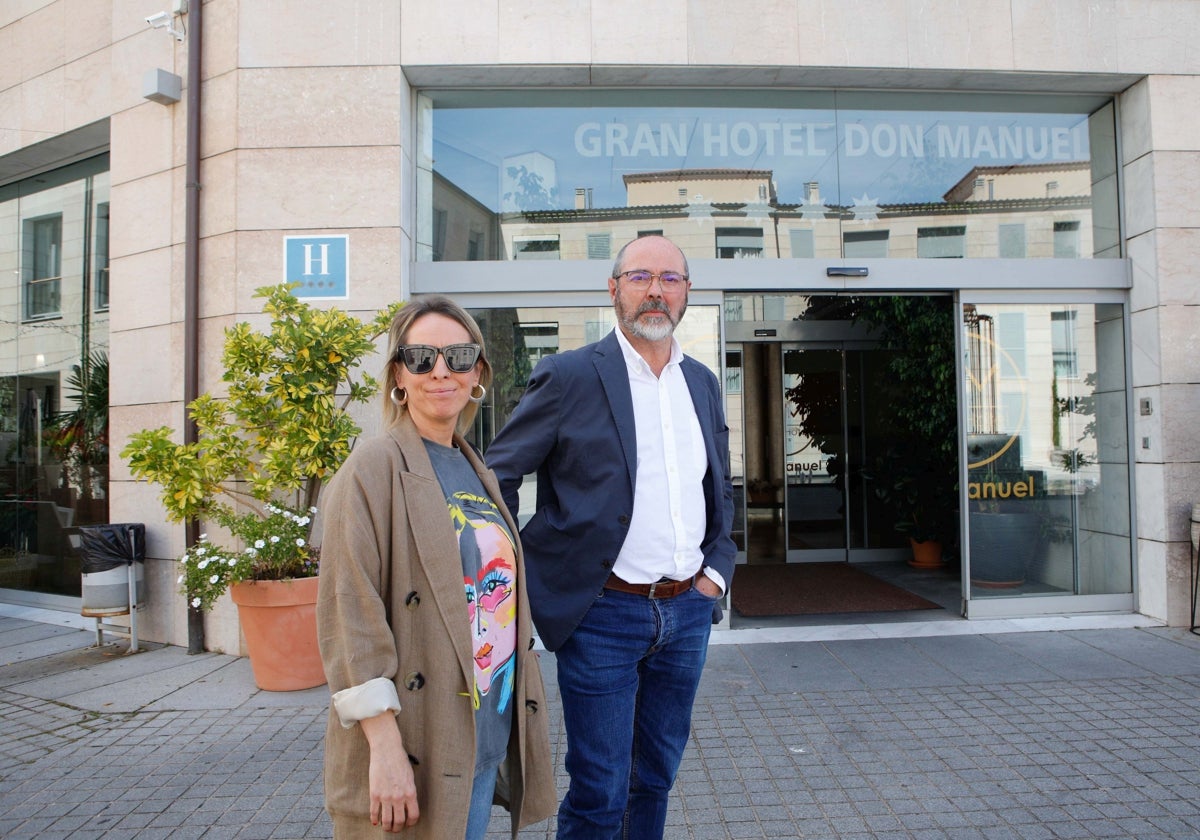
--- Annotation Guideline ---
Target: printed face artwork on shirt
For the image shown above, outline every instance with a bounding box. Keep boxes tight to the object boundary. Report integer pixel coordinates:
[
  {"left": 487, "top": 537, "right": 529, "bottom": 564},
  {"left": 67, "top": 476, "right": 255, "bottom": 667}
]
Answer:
[{"left": 450, "top": 492, "right": 518, "bottom": 713}]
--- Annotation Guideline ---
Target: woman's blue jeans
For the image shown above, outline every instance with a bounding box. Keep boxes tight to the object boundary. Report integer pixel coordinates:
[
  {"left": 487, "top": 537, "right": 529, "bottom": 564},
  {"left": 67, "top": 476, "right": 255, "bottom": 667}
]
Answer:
[
  {"left": 464, "top": 761, "right": 499, "bottom": 840},
  {"left": 553, "top": 584, "right": 716, "bottom": 839}
]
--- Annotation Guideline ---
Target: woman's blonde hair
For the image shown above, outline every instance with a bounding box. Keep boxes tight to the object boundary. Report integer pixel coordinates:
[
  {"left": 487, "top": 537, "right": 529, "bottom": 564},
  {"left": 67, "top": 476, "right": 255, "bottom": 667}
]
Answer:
[{"left": 381, "top": 295, "right": 492, "bottom": 434}]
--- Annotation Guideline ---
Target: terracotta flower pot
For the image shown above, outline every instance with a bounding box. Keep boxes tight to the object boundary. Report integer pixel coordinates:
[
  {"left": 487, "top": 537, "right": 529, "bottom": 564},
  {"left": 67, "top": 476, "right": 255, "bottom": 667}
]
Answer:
[
  {"left": 229, "top": 576, "right": 326, "bottom": 691},
  {"left": 908, "top": 537, "right": 945, "bottom": 569}
]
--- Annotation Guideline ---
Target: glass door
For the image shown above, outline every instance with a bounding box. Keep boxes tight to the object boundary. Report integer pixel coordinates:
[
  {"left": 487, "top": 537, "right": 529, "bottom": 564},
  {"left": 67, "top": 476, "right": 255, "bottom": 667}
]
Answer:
[
  {"left": 782, "top": 347, "right": 847, "bottom": 560},
  {"left": 729, "top": 339, "right": 905, "bottom": 565}
]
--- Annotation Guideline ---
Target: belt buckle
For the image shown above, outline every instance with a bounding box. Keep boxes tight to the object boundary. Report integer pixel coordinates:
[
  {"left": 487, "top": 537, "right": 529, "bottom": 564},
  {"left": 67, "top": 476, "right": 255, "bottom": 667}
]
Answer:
[{"left": 647, "top": 580, "right": 660, "bottom": 599}]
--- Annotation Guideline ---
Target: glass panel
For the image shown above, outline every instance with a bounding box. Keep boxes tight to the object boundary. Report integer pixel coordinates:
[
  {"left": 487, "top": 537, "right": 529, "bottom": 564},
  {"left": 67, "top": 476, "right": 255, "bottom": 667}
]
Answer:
[
  {"left": 424, "top": 89, "right": 1117, "bottom": 264},
  {"left": 0, "top": 156, "right": 110, "bottom": 600},
  {"left": 726, "top": 346, "right": 745, "bottom": 553},
  {"left": 467, "top": 304, "right": 722, "bottom": 525},
  {"left": 963, "top": 302, "right": 1130, "bottom": 599},
  {"left": 783, "top": 349, "right": 845, "bottom": 551}
]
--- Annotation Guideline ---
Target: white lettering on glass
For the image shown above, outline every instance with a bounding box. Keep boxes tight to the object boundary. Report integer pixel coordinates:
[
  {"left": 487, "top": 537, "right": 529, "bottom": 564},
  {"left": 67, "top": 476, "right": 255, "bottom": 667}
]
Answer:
[{"left": 571, "top": 120, "right": 1084, "bottom": 163}]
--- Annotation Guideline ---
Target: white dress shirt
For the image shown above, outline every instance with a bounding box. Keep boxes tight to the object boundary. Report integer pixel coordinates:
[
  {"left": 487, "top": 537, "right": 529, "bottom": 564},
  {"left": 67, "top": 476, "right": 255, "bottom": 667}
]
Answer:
[{"left": 611, "top": 328, "right": 725, "bottom": 593}]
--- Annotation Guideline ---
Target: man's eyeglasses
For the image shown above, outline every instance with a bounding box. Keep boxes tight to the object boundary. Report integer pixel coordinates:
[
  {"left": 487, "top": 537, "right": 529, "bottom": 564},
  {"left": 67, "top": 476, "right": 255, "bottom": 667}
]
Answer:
[
  {"left": 394, "top": 343, "right": 482, "bottom": 374},
  {"left": 615, "top": 270, "right": 689, "bottom": 289}
]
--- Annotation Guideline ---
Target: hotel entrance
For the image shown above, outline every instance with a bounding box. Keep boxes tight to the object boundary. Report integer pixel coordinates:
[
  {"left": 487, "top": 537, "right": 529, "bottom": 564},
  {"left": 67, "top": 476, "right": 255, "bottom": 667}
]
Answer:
[{"left": 723, "top": 294, "right": 963, "bottom": 622}]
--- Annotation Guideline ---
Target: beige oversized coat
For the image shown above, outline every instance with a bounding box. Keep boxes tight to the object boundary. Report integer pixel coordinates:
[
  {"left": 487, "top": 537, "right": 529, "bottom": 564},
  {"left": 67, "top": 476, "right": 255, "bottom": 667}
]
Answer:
[{"left": 316, "top": 417, "right": 556, "bottom": 839}]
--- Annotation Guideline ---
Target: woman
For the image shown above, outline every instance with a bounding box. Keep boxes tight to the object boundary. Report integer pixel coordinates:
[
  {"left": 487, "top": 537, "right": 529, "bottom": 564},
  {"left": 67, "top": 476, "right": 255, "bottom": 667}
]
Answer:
[{"left": 317, "top": 296, "right": 555, "bottom": 839}]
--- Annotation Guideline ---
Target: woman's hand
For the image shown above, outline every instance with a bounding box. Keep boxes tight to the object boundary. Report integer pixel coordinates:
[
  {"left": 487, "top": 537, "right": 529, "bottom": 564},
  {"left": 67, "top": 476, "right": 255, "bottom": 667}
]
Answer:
[{"left": 360, "top": 712, "right": 420, "bottom": 832}]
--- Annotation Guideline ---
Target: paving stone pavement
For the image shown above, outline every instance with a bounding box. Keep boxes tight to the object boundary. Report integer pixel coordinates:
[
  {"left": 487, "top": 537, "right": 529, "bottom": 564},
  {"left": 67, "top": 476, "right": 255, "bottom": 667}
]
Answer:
[{"left": 4, "top": 611, "right": 1200, "bottom": 839}]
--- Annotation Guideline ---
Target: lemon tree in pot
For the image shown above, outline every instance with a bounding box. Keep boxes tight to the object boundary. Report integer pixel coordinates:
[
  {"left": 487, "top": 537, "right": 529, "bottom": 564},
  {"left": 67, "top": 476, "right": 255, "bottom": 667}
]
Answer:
[{"left": 123, "top": 285, "right": 401, "bottom": 690}]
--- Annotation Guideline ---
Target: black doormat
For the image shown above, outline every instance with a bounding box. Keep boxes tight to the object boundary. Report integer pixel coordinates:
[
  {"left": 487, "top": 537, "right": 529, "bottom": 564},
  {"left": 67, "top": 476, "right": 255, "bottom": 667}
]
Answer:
[{"left": 730, "top": 562, "right": 941, "bottom": 617}]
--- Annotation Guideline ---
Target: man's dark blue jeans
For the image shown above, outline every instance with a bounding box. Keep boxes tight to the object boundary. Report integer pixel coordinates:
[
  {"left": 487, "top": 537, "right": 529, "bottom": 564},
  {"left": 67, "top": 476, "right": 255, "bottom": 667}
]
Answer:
[{"left": 553, "top": 583, "right": 718, "bottom": 839}]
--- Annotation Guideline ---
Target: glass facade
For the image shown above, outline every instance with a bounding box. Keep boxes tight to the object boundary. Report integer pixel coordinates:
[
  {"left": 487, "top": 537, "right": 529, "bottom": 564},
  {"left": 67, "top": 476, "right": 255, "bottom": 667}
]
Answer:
[
  {"left": 963, "top": 301, "right": 1131, "bottom": 600},
  {"left": 421, "top": 90, "right": 1119, "bottom": 264},
  {"left": 0, "top": 156, "right": 111, "bottom": 600},
  {"left": 423, "top": 87, "right": 1133, "bottom": 619}
]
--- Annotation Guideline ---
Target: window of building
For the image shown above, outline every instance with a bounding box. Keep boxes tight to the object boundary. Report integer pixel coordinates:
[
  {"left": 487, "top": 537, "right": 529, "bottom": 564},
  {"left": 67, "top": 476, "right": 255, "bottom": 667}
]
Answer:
[
  {"left": 1053, "top": 221, "right": 1081, "bottom": 258},
  {"left": 93, "top": 202, "right": 110, "bottom": 310},
  {"left": 515, "top": 322, "right": 559, "bottom": 372},
  {"left": 432, "top": 208, "right": 448, "bottom": 261},
  {"left": 716, "top": 227, "right": 763, "bottom": 259},
  {"left": 585, "top": 319, "right": 610, "bottom": 344},
  {"left": 843, "top": 229, "right": 888, "bottom": 258},
  {"left": 999, "top": 223, "right": 1026, "bottom": 258},
  {"left": 917, "top": 225, "right": 966, "bottom": 258},
  {"left": 24, "top": 214, "right": 62, "bottom": 320},
  {"left": 997, "top": 312, "right": 1026, "bottom": 378},
  {"left": 724, "top": 297, "right": 745, "bottom": 322},
  {"left": 1051, "top": 310, "right": 1078, "bottom": 378},
  {"left": 763, "top": 296, "right": 786, "bottom": 321},
  {"left": 789, "top": 228, "right": 814, "bottom": 258},
  {"left": 1, "top": 154, "right": 110, "bottom": 605},
  {"left": 467, "top": 228, "right": 484, "bottom": 261},
  {"left": 513, "top": 234, "right": 560, "bottom": 260},
  {"left": 964, "top": 301, "right": 1131, "bottom": 603},
  {"left": 725, "top": 349, "right": 742, "bottom": 394},
  {"left": 586, "top": 232, "right": 611, "bottom": 260}
]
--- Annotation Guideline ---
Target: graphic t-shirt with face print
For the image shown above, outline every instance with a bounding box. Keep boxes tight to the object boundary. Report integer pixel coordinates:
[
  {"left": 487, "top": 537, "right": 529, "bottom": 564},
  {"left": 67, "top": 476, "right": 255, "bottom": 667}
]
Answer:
[{"left": 423, "top": 440, "right": 517, "bottom": 771}]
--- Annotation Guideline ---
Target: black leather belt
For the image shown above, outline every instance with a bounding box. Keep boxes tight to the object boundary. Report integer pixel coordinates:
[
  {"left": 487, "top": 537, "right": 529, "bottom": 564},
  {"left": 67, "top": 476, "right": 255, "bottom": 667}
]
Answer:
[{"left": 604, "top": 573, "right": 697, "bottom": 599}]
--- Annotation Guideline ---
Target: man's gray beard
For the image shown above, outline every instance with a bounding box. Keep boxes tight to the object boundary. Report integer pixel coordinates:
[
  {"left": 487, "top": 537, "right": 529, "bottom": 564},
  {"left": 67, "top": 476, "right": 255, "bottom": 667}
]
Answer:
[{"left": 619, "top": 299, "right": 686, "bottom": 342}]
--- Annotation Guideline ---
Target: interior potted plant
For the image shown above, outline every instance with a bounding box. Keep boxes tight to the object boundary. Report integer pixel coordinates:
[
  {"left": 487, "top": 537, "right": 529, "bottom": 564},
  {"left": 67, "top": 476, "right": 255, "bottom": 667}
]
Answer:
[
  {"left": 122, "top": 284, "right": 400, "bottom": 690},
  {"left": 44, "top": 350, "right": 109, "bottom": 525},
  {"left": 856, "top": 296, "right": 960, "bottom": 567}
]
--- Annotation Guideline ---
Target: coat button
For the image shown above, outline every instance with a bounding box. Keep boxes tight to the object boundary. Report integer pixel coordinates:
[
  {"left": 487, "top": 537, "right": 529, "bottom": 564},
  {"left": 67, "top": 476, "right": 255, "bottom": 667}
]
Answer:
[
  {"left": 405, "top": 591, "right": 420, "bottom": 609},
  {"left": 601, "top": 559, "right": 612, "bottom": 569},
  {"left": 618, "top": 515, "right": 630, "bottom": 525},
  {"left": 404, "top": 672, "right": 425, "bottom": 691}
]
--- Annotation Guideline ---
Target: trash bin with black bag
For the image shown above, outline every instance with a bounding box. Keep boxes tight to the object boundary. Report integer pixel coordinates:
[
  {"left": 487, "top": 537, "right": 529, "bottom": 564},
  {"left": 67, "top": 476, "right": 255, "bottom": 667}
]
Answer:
[{"left": 79, "top": 523, "right": 146, "bottom": 652}]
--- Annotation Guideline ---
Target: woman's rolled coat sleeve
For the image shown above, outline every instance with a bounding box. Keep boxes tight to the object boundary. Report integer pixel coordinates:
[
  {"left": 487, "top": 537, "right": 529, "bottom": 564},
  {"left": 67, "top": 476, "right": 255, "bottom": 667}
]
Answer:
[{"left": 317, "top": 444, "right": 405, "bottom": 716}]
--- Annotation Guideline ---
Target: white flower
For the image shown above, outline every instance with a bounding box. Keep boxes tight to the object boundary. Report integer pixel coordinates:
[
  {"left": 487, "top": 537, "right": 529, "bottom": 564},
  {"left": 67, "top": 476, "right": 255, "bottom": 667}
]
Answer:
[
  {"left": 309, "top": 506, "right": 318, "bottom": 514},
  {"left": 195, "top": 547, "right": 206, "bottom": 556},
  {"left": 197, "top": 559, "right": 209, "bottom": 570},
  {"left": 179, "top": 553, "right": 189, "bottom": 564},
  {"left": 254, "top": 539, "right": 265, "bottom": 549},
  {"left": 245, "top": 546, "right": 258, "bottom": 556},
  {"left": 298, "top": 516, "right": 311, "bottom": 526},
  {"left": 227, "top": 558, "right": 237, "bottom": 567},
  {"left": 269, "top": 536, "right": 280, "bottom": 544},
  {"left": 177, "top": 575, "right": 184, "bottom": 585},
  {"left": 295, "top": 538, "right": 306, "bottom": 548},
  {"left": 209, "top": 574, "right": 219, "bottom": 584},
  {"left": 199, "top": 533, "right": 208, "bottom": 541},
  {"left": 191, "top": 597, "right": 201, "bottom": 608}
]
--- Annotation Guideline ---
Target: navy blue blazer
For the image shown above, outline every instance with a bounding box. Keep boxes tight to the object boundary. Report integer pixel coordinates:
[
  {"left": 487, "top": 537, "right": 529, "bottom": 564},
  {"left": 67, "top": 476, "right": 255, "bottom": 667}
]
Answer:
[{"left": 486, "top": 330, "right": 737, "bottom": 652}]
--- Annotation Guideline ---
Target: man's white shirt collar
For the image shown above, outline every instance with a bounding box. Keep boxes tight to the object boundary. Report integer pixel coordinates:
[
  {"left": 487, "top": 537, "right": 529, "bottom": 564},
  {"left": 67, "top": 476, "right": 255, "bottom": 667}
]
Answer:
[{"left": 613, "top": 327, "right": 683, "bottom": 375}]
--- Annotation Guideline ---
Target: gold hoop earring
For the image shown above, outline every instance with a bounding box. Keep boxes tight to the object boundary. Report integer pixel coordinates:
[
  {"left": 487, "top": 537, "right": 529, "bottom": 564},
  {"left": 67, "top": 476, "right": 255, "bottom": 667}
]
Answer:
[
  {"left": 469, "top": 383, "right": 486, "bottom": 404},
  {"left": 390, "top": 386, "right": 407, "bottom": 406}
]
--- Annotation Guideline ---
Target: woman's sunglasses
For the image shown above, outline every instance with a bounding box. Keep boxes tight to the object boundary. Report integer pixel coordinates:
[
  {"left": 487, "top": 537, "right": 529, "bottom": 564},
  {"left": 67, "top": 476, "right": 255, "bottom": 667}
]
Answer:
[{"left": 394, "top": 343, "right": 482, "bottom": 374}]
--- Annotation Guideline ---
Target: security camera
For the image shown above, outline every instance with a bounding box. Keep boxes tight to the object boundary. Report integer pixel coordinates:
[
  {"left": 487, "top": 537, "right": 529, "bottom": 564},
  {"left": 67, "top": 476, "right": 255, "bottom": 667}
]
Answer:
[{"left": 145, "top": 10, "right": 184, "bottom": 40}]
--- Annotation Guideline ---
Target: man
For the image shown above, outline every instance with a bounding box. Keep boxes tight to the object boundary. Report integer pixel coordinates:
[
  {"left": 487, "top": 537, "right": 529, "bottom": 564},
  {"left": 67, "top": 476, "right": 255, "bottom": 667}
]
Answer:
[{"left": 486, "top": 234, "right": 736, "bottom": 839}]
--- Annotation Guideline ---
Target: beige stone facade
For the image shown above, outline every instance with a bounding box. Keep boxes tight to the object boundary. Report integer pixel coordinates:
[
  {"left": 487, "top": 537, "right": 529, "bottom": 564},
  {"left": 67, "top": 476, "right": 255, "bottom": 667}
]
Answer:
[{"left": 2, "top": 1, "right": 1198, "bottom": 651}]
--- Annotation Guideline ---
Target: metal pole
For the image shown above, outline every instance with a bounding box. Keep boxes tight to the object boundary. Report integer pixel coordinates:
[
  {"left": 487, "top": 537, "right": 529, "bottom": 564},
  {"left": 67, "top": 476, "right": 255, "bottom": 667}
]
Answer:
[
  {"left": 183, "top": 0, "right": 205, "bottom": 654},
  {"left": 127, "top": 526, "right": 139, "bottom": 653}
]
